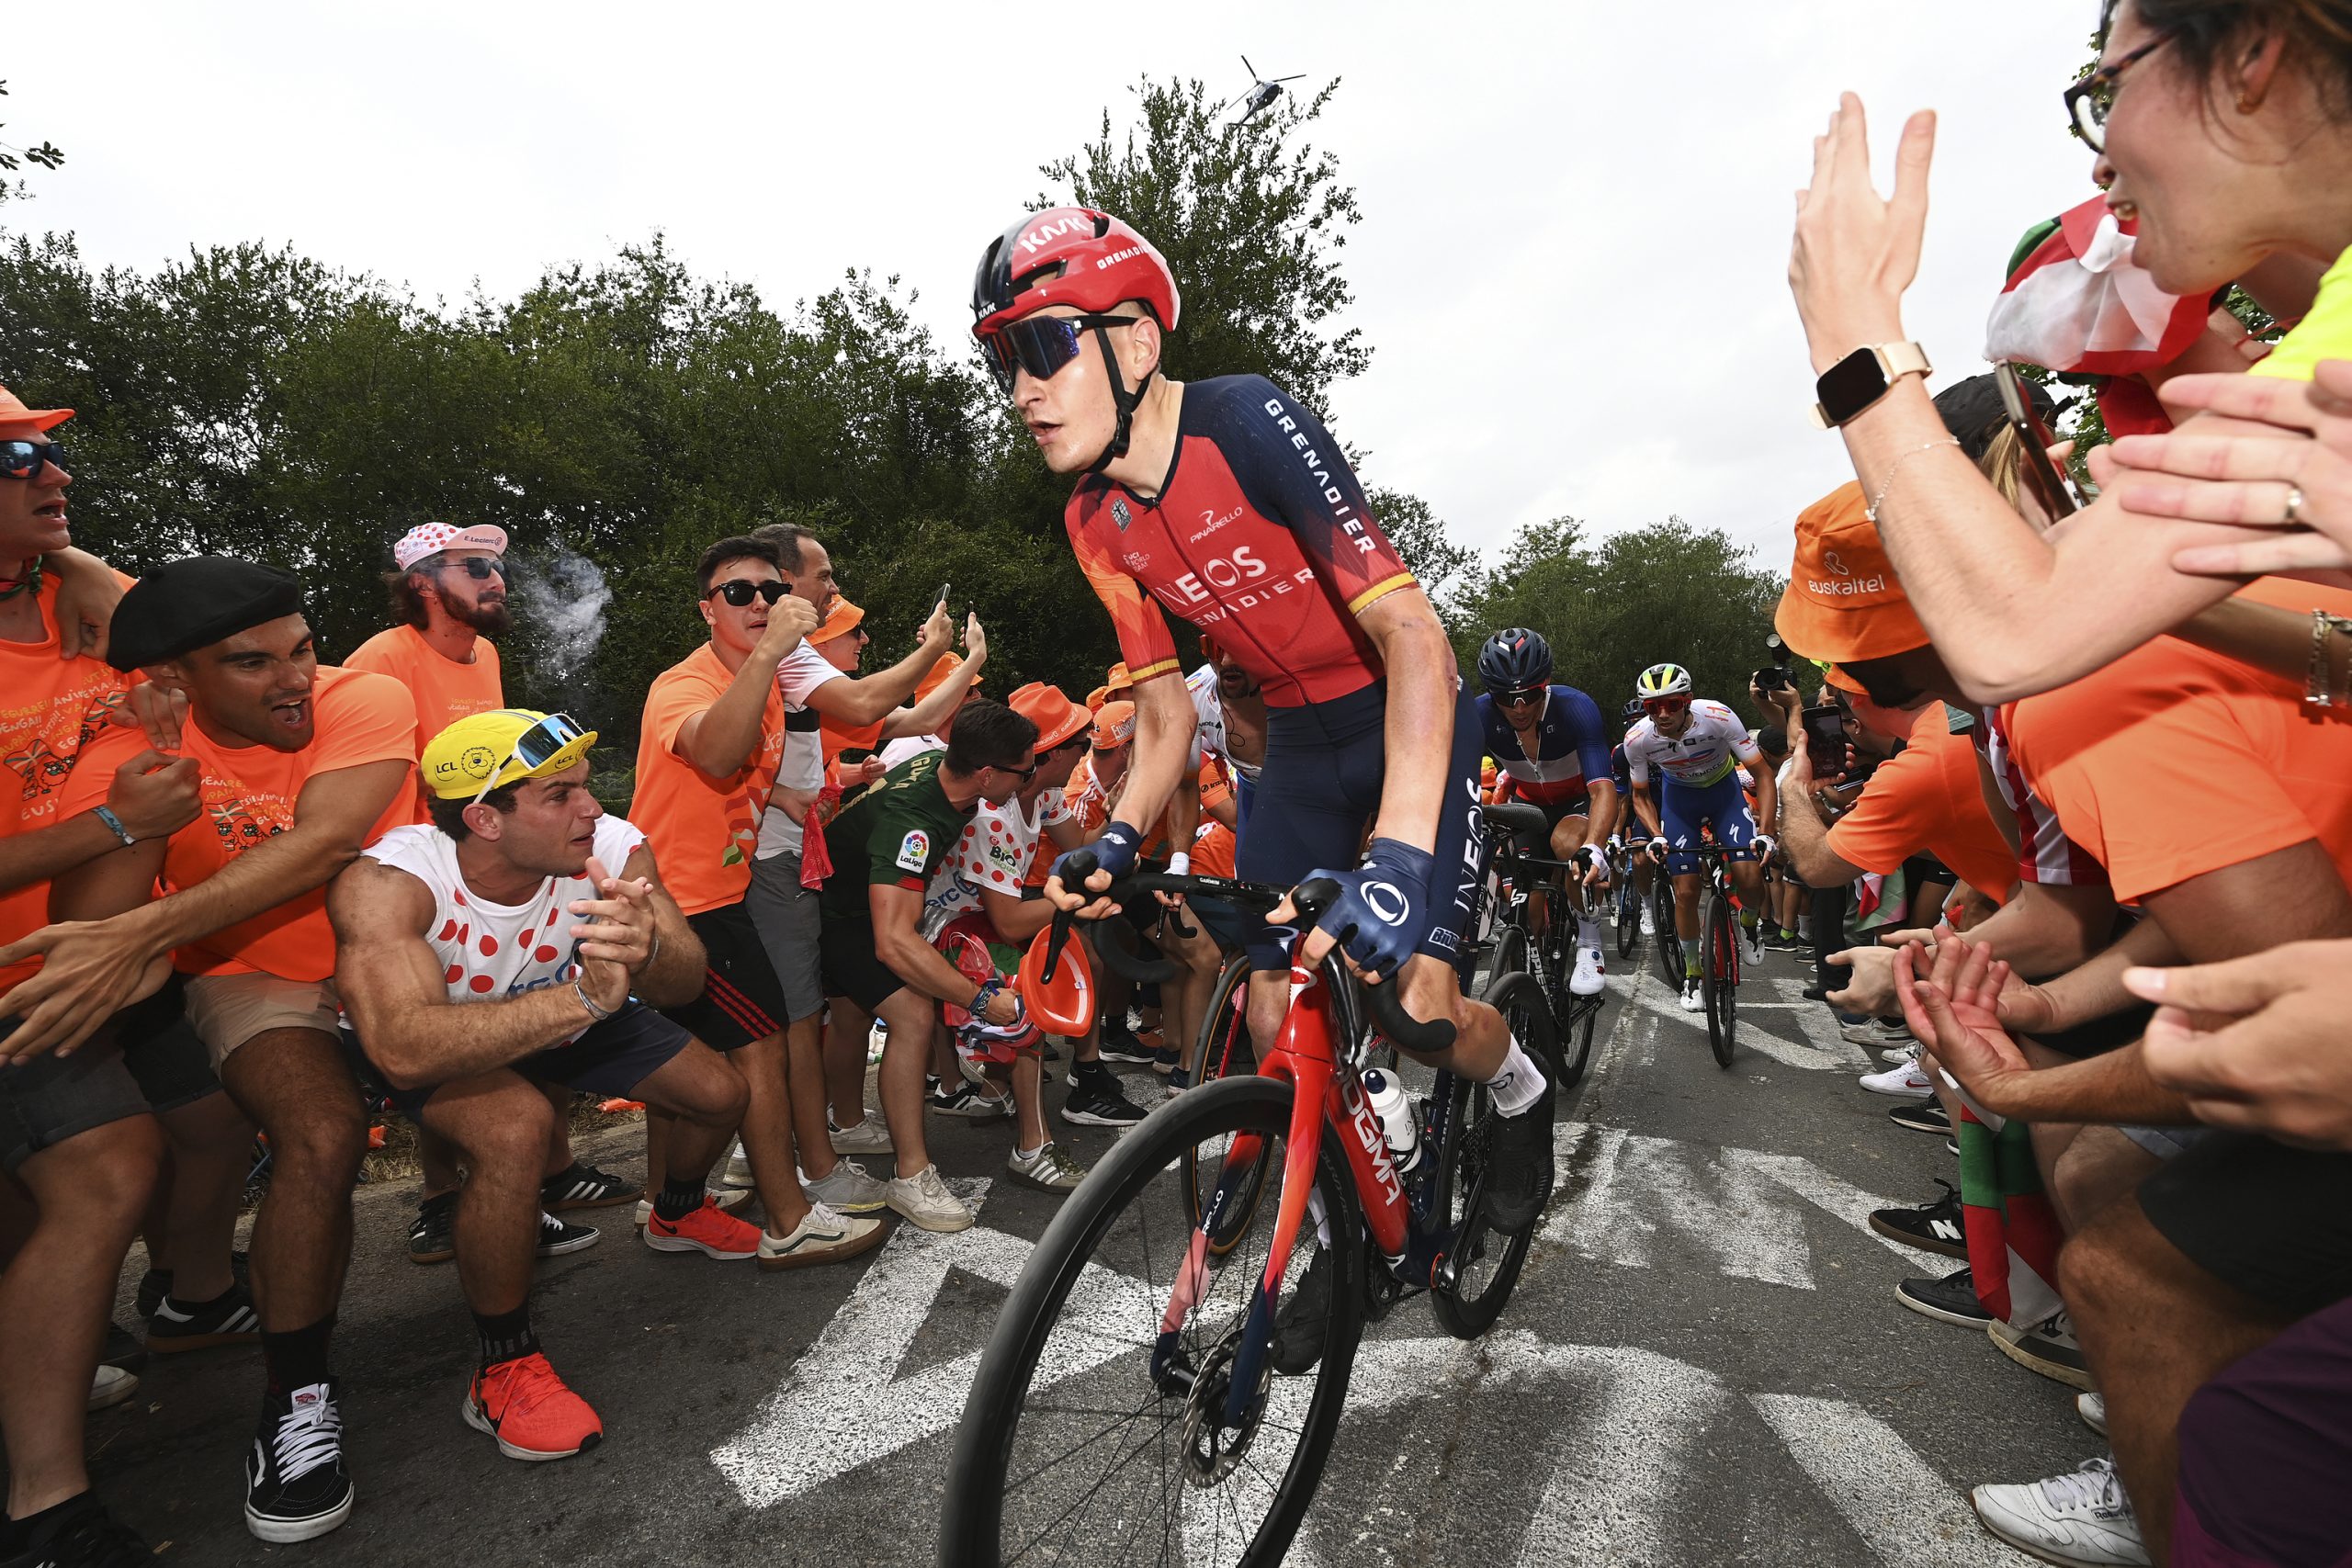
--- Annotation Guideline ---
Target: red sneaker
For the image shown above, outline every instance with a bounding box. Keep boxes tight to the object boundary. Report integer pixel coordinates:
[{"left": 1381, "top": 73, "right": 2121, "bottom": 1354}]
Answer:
[
  {"left": 641, "top": 1195, "right": 762, "bottom": 1259},
  {"left": 463, "top": 1352, "right": 602, "bottom": 1461}
]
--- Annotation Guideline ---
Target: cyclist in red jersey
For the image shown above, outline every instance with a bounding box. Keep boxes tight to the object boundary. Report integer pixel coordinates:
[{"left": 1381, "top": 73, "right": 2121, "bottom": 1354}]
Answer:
[{"left": 971, "top": 207, "right": 1553, "bottom": 1230}]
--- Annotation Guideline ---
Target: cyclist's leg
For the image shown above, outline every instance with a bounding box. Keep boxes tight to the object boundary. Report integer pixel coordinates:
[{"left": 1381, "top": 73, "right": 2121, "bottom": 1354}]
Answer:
[
  {"left": 1660, "top": 781, "right": 1707, "bottom": 977},
  {"left": 1709, "top": 781, "right": 1770, "bottom": 945}
]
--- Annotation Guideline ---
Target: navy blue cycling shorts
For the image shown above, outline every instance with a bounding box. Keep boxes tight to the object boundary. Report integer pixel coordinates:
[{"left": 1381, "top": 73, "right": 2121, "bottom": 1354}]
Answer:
[
  {"left": 1234, "top": 680, "right": 1487, "bottom": 971},
  {"left": 1657, "top": 770, "right": 1758, "bottom": 876}
]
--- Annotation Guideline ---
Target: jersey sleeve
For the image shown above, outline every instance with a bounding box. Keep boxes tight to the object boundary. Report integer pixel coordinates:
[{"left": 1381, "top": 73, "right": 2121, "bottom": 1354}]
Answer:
[
  {"left": 1559, "top": 687, "right": 1613, "bottom": 784},
  {"left": 53, "top": 724, "right": 142, "bottom": 818},
  {"left": 1201, "top": 378, "right": 1417, "bottom": 617},
  {"left": 1823, "top": 745, "right": 1940, "bottom": 874},
  {"left": 1700, "top": 701, "right": 1762, "bottom": 766},
  {"left": 1623, "top": 729, "right": 1652, "bottom": 787},
  {"left": 1065, "top": 491, "right": 1182, "bottom": 683}
]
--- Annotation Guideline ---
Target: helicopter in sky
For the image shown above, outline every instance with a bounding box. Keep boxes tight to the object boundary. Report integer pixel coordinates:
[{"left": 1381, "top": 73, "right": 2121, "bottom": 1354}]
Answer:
[{"left": 1226, "top": 56, "right": 1305, "bottom": 125}]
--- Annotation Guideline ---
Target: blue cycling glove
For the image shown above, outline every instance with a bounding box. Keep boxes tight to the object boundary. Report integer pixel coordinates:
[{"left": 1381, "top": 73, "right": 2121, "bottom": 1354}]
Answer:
[
  {"left": 1052, "top": 820, "right": 1145, "bottom": 891},
  {"left": 1308, "top": 836, "right": 1435, "bottom": 978}
]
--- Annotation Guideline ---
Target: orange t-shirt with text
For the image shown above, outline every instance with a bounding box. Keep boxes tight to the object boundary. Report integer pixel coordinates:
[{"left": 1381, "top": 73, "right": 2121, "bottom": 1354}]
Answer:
[
  {"left": 1826, "top": 707, "right": 2018, "bottom": 905},
  {"left": 344, "top": 624, "right": 504, "bottom": 825},
  {"left": 2005, "top": 577, "right": 2352, "bottom": 906},
  {"left": 0, "top": 577, "right": 137, "bottom": 995},
  {"left": 631, "top": 643, "right": 786, "bottom": 916},
  {"left": 59, "top": 665, "right": 416, "bottom": 981}
]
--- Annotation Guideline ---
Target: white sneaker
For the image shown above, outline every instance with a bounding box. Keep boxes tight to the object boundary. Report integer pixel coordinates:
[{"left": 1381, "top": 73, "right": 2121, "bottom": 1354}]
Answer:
[
  {"left": 719, "top": 1137, "right": 755, "bottom": 1189},
  {"left": 1745, "top": 923, "right": 1767, "bottom": 962},
  {"left": 2077, "top": 1392, "right": 2108, "bottom": 1438},
  {"left": 865, "top": 1018, "right": 888, "bottom": 1065},
  {"left": 829, "top": 1115, "right": 893, "bottom": 1154},
  {"left": 1679, "top": 978, "right": 1703, "bottom": 1013},
  {"left": 1880, "top": 1041, "right": 1922, "bottom": 1066},
  {"left": 1844, "top": 1015, "right": 1913, "bottom": 1047},
  {"left": 89, "top": 1363, "right": 139, "bottom": 1412},
  {"left": 887, "top": 1164, "right": 975, "bottom": 1233},
  {"left": 1006, "top": 1140, "right": 1089, "bottom": 1193},
  {"left": 759, "top": 1201, "right": 886, "bottom": 1271},
  {"left": 1569, "top": 946, "right": 1605, "bottom": 997},
  {"left": 1971, "top": 1457, "right": 2147, "bottom": 1566},
  {"left": 1860, "top": 1061, "right": 1935, "bottom": 1100},
  {"left": 804, "top": 1157, "right": 891, "bottom": 1213},
  {"left": 1639, "top": 906, "right": 1657, "bottom": 937}
]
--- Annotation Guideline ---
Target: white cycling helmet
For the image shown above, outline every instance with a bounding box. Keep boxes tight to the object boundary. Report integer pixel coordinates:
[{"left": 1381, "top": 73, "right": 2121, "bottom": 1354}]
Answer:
[{"left": 1635, "top": 662, "right": 1692, "bottom": 700}]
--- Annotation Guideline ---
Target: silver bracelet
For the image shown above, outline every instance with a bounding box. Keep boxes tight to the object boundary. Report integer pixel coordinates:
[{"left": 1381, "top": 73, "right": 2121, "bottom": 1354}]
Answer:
[
  {"left": 573, "top": 976, "right": 616, "bottom": 1022},
  {"left": 1865, "top": 436, "right": 1962, "bottom": 524}
]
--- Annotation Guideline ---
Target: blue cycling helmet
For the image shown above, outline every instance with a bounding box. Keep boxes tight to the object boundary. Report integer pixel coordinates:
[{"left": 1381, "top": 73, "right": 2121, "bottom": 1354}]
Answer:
[
  {"left": 1622, "top": 696, "right": 1646, "bottom": 723},
  {"left": 1477, "top": 627, "right": 1553, "bottom": 693}
]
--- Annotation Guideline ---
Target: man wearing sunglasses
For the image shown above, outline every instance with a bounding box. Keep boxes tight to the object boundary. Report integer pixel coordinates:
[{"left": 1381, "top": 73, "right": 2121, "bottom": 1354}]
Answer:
[
  {"left": 973, "top": 207, "right": 1555, "bottom": 1235},
  {"left": 1623, "top": 662, "right": 1779, "bottom": 1013},
  {"left": 3, "top": 556, "right": 418, "bottom": 1543}
]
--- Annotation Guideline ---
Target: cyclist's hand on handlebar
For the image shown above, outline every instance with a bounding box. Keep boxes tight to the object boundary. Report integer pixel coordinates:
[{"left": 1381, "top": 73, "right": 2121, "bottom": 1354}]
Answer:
[
  {"left": 1270, "top": 837, "right": 1434, "bottom": 984},
  {"left": 1044, "top": 824, "right": 1145, "bottom": 918},
  {"left": 1645, "top": 836, "right": 1668, "bottom": 864},
  {"left": 1573, "top": 844, "right": 1609, "bottom": 886}
]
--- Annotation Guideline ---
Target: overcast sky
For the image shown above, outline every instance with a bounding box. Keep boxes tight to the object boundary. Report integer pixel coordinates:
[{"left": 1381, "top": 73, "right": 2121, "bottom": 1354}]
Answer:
[{"left": 16, "top": 2, "right": 2098, "bottom": 576}]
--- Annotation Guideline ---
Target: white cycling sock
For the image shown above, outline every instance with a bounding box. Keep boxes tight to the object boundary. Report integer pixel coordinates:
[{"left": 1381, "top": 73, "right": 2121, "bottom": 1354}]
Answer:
[
  {"left": 1575, "top": 912, "right": 1601, "bottom": 952},
  {"left": 1484, "top": 1036, "right": 1547, "bottom": 1117}
]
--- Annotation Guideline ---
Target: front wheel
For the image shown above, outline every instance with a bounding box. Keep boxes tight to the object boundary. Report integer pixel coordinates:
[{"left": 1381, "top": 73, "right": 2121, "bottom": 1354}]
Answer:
[
  {"left": 1649, "top": 872, "right": 1685, "bottom": 989},
  {"left": 1702, "top": 888, "right": 1739, "bottom": 1069},
  {"left": 1429, "top": 969, "right": 1556, "bottom": 1340},
  {"left": 941, "top": 1075, "right": 1369, "bottom": 1568},
  {"left": 1612, "top": 866, "right": 1640, "bottom": 961}
]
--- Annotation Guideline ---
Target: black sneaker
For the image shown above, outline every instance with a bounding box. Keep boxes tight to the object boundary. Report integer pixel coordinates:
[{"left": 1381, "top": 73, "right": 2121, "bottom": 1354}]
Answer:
[
  {"left": 1149, "top": 1043, "right": 1182, "bottom": 1076},
  {"left": 539, "top": 1160, "right": 641, "bottom": 1213},
  {"left": 135, "top": 1252, "right": 254, "bottom": 1317},
  {"left": 1478, "top": 1079, "right": 1556, "bottom": 1231},
  {"left": 0, "top": 1492, "right": 154, "bottom": 1568},
  {"left": 101, "top": 1320, "right": 148, "bottom": 1375},
  {"left": 244, "top": 1381, "right": 355, "bottom": 1543},
  {"left": 1894, "top": 1265, "right": 1991, "bottom": 1327},
  {"left": 1869, "top": 1179, "right": 1967, "bottom": 1259},
  {"left": 1096, "top": 1026, "right": 1157, "bottom": 1066},
  {"left": 929, "top": 1079, "right": 1015, "bottom": 1119},
  {"left": 408, "top": 1191, "right": 458, "bottom": 1266},
  {"left": 1888, "top": 1101, "right": 1951, "bottom": 1134},
  {"left": 148, "top": 1282, "right": 262, "bottom": 1354},
  {"left": 1062, "top": 1066, "right": 1148, "bottom": 1129},
  {"left": 1270, "top": 1247, "right": 1331, "bottom": 1376},
  {"left": 1763, "top": 928, "right": 1809, "bottom": 953},
  {"left": 536, "top": 1210, "right": 600, "bottom": 1258}
]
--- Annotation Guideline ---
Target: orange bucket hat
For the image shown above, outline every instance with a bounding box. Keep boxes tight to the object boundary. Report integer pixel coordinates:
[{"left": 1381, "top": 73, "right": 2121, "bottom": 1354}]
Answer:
[{"left": 1773, "top": 481, "right": 1931, "bottom": 664}]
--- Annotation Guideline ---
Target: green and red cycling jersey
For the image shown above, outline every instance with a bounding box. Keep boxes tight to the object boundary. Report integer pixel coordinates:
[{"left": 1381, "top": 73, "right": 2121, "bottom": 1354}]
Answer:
[{"left": 1067, "top": 375, "right": 1418, "bottom": 708}]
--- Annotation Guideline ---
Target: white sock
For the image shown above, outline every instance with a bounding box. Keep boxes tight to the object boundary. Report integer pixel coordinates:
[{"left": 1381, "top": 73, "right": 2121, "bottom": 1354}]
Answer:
[
  {"left": 1484, "top": 1037, "right": 1547, "bottom": 1117},
  {"left": 1576, "top": 913, "right": 1602, "bottom": 952}
]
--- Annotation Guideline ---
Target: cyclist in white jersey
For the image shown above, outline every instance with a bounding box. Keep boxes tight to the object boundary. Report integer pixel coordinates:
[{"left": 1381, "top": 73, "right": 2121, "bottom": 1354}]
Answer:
[{"left": 1623, "top": 664, "right": 1778, "bottom": 1012}]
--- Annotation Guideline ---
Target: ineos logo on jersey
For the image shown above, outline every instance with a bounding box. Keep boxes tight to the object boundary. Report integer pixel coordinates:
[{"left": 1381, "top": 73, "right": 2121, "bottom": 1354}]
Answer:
[
  {"left": 1159, "top": 544, "right": 1271, "bottom": 606},
  {"left": 1363, "top": 879, "right": 1408, "bottom": 926}
]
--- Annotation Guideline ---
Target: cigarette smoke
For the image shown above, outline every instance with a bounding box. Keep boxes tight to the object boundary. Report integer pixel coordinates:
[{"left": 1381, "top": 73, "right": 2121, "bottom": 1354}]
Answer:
[{"left": 509, "top": 542, "right": 612, "bottom": 706}]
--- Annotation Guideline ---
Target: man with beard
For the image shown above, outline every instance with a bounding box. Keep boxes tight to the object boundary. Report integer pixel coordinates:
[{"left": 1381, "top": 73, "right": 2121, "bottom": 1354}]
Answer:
[{"left": 346, "top": 524, "right": 639, "bottom": 1260}]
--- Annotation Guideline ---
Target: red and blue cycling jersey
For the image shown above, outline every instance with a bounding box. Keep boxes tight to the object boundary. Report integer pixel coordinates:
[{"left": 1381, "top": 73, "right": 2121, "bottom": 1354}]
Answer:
[
  {"left": 1066, "top": 376, "right": 1418, "bottom": 708},
  {"left": 1476, "top": 685, "right": 1611, "bottom": 807}
]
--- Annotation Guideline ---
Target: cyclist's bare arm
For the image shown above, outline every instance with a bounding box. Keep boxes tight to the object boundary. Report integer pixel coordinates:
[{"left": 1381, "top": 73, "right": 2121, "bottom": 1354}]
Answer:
[
  {"left": 1361, "top": 587, "right": 1454, "bottom": 856},
  {"left": 1097, "top": 671, "right": 1196, "bottom": 847},
  {"left": 1745, "top": 755, "right": 1778, "bottom": 844}
]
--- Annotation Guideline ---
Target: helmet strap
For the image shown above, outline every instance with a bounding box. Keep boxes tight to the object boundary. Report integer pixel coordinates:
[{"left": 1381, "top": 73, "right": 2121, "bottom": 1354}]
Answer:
[{"left": 1083, "top": 324, "right": 1153, "bottom": 478}]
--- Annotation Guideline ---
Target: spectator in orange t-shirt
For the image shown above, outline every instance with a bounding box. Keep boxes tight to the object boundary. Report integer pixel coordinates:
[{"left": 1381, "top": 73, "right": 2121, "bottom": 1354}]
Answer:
[{"left": 4, "top": 557, "right": 414, "bottom": 1545}]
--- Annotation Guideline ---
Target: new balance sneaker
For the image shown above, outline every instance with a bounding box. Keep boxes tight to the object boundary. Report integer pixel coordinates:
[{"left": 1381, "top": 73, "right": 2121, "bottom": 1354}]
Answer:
[
  {"left": 1860, "top": 1060, "right": 1935, "bottom": 1100},
  {"left": 1678, "top": 977, "right": 1703, "bottom": 1013},
  {"left": 244, "top": 1381, "right": 353, "bottom": 1543},
  {"left": 1888, "top": 1100, "right": 1951, "bottom": 1134},
  {"left": 1, "top": 1492, "right": 153, "bottom": 1567},
  {"left": 828, "top": 1115, "right": 893, "bottom": 1154},
  {"left": 536, "top": 1211, "right": 599, "bottom": 1258},
  {"left": 1569, "top": 946, "right": 1605, "bottom": 997},
  {"left": 719, "top": 1138, "right": 755, "bottom": 1190},
  {"left": 87, "top": 1364, "right": 139, "bottom": 1413},
  {"left": 408, "top": 1190, "right": 458, "bottom": 1265},
  {"left": 538, "top": 1160, "right": 640, "bottom": 1213},
  {"left": 2077, "top": 1392, "right": 2108, "bottom": 1438},
  {"left": 1007, "top": 1141, "right": 1089, "bottom": 1192},
  {"left": 641, "top": 1196, "right": 763, "bottom": 1259},
  {"left": 148, "top": 1282, "right": 262, "bottom": 1353},
  {"left": 1991, "top": 1311, "right": 2097, "bottom": 1391},
  {"left": 1870, "top": 1179, "right": 1968, "bottom": 1259},
  {"left": 1095, "top": 1025, "right": 1157, "bottom": 1066},
  {"left": 630, "top": 1186, "right": 752, "bottom": 1230},
  {"left": 1971, "top": 1458, "right": 2148, "bottom": 1566},
  {"left": 1894, "top": 1265, "right": 1992, "bottom": 1327},
  {"left": 464, "top": 1352, "right": 603, "bottom": 1461},
  {"left": 929, "top": 1080, "right": 1014, "bottom": 1119},
  {"left": 886, "top": 1164, "right": 975, "bottom": 1233},
  {"left": 758, "top": 1201, "right": 888, "bottom": 1270},
  {"left": 1063, "top": 1065, "right": 1148, "bottom": 1129},
  {"left": 803, "top": 1158, "right": 891, "bottom": 1213}
]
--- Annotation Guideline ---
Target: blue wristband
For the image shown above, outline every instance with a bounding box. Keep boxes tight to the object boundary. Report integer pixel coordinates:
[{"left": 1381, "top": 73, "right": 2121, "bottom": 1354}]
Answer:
[{"left": 92, "top": 805, "right": 137, "bottom": 848}]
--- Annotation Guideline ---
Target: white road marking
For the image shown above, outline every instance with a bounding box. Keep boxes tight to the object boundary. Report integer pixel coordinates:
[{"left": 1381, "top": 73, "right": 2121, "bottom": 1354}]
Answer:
[{"left": 1750, "top": 1393, "right": 2039, "bottom": 1566}]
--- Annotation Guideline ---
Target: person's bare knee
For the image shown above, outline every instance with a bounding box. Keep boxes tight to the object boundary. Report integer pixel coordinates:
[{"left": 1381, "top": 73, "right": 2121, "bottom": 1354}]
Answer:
[
  {"left": 2050, "top": 1126, "right": 2158, "bottom": 1236},
  {"left": 638, "top": 1045, "right": 748, "bottom": 1130},
  {"left": 21, "top": 1114, "right": 164, "bottom": 1223}
]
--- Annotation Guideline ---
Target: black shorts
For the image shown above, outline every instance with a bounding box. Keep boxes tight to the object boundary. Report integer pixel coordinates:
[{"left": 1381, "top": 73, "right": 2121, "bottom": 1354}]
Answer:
[
  {"left": 1900, "top": 852, "right": 1953, "bottom": 889},
  {"left": 2138, "top": 1132, "right": 2352, "bottom": 1316},
  {"left": 343, "top": 1004, "right": 693, "bottom": 1122},
  {"left": 820, "top": 914, "right": 907, "bottom": 1015},
  {"left": 0, "top": 1021, "right": 148, "bottom": 1175},
  {"left": 116, "top": 976, "right": 221, "bottom": 1115},
  {"left": 660, "top": 900, "right": 790, "bottom": 1050}
]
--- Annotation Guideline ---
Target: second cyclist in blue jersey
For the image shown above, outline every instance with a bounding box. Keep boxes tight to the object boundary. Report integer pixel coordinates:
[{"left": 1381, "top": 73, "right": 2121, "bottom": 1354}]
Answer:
[
  {"left": 967, "top": 207, "right": 1555, "bottom": 1242},
  {"left": 1622, "top": 662, "right": 1778, "bottom": 1012},
  {"left": 1474, "top": 628, "right": 1617, "bottom": 996}
]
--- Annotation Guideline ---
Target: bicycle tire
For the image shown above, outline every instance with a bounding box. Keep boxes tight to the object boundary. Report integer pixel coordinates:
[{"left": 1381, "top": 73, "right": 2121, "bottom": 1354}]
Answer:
[
  {"left": 1556, "top": 991, "right": 1599, "bottom": 1086},
  {"left": 1429, "top": 969, "right": 1557, "bottom": 1340},
  {"left": 940, "top": 1074, "right": 1369, "bottom": 1568},
  {"left": 1612, "top": 868, "right": 1639, "bottom": 962},
  {"left": 1649, "top": 873, "right": 1685, "bottom": 988},
  {"left": 1702, "top": 889, "right": 1737, "bottom": 1069},
  {"left": 1487, "top": 921, "right": 1528, "bottom": 990},
  {"left": 1183, "top": 955, "right": 1268, "bottom": 1256}
]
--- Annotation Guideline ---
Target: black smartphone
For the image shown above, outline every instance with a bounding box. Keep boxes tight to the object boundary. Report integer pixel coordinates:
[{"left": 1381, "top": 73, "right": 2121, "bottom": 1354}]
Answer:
[
  {"left": 1996, "top": 361, "right": 2082, "bottom": 520},
  {"left": 1802, "top": 704, "right": 1849, "bottom": 776}
]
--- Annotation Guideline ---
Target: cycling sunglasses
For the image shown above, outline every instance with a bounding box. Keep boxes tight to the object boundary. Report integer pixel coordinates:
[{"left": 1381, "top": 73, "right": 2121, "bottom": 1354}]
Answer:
[
  {"left": 1496, "top": 687, "right": 1545, "bottom": 707},
  {"left": 711, "top": 579, "right": 789, "bottom": 608},
  {"left": 981, "top": 314, "right": 1135, "bottom": 395},
  {"left": 472, "top": 711, "right": 593, "bottom": 807},
  {"left": 435, "top": 555, "right": 504, "bottom": 581},
  {"left": 1642, "top": 695, "right": 1691, "bottom": 716},
  {"left": 0, "top": 441, "right": 68, "bottom": 480}
]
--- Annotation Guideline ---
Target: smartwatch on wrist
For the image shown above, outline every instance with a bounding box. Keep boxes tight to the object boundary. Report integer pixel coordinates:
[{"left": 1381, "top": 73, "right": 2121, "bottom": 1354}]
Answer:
[{"left": 1812, "top": 342, "right": 1932, "bottom": 429}]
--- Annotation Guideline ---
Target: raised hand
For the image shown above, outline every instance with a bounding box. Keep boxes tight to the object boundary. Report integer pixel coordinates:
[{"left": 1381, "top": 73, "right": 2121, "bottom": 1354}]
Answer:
[{"left": 105, "top": 749, "right": 201, "bottom": 840}]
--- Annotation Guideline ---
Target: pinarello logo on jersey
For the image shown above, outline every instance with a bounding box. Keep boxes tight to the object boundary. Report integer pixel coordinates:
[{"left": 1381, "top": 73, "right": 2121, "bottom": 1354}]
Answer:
[{"left": 1188, "top": 505, "right": 1242, "bottom": 544}]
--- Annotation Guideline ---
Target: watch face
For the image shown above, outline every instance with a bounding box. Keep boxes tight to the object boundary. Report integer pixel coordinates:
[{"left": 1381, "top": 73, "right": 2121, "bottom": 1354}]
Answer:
[{"left": 1816, "top": 347, "right": 1888, "bottom": 424}]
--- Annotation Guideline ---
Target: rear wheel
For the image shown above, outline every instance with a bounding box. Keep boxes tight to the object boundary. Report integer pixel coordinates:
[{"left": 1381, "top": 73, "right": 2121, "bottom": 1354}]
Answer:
[
  {"left": 1429, "top": 970, "right": 1556, "bottom": 1340},
  {"left": 1556, "top": 992, "right": 1599, "bottom": 1086},
  {"left": 941, "top": 1075, "right": 1369, "bottom": 1568},
  {"left": 1702, "top": 888, "right": 1738, "bottom": 1069},
  {"left": 1612, "top": 863, "right": 1640, "bottom": 961}
]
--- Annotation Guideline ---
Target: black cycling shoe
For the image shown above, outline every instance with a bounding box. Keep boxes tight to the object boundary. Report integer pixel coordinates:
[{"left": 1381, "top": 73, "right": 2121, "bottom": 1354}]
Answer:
[
  {"left": 1, "top": 1492, "right": 154, "bottom": 1568},
  {"left": 1478, "top": 1080, "right": 1556, "bottom": 1231},
  {"left": 1269, "top": 1247, "right": 1331, "bottom": 1375}
]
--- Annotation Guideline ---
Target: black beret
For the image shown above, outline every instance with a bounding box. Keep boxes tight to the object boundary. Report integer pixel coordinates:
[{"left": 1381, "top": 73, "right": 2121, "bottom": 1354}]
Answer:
[{"left": 107, "top": 557, "right": 307, "bottom": 671}]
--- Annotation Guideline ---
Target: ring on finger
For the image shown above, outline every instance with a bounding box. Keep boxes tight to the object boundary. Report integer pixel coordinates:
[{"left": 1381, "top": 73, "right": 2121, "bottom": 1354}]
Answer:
[{"left": 2287, "top": 485, "right": 2308, "bottom": 525}]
